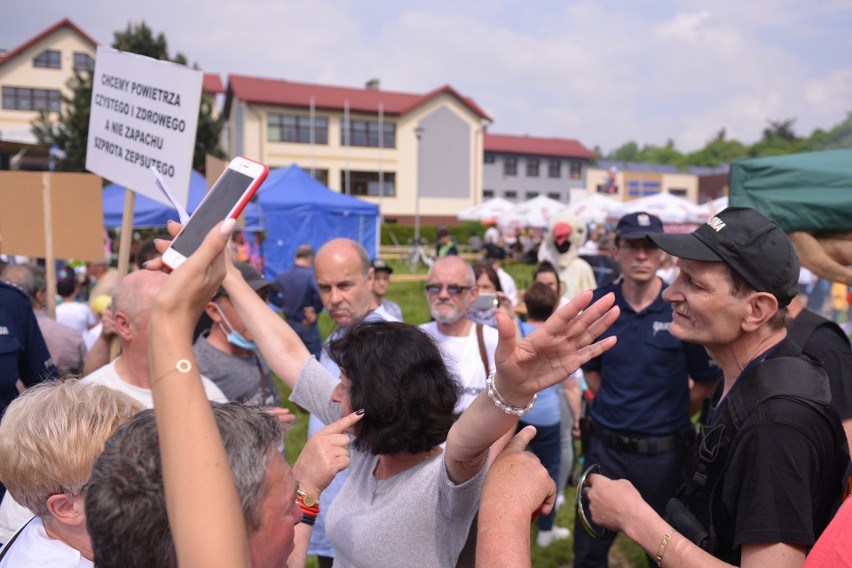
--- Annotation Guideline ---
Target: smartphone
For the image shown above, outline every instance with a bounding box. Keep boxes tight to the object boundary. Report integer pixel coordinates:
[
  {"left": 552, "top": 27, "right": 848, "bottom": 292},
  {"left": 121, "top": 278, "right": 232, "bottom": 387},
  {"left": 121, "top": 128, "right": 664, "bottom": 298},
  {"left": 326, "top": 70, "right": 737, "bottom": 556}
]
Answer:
[
  {"left": 162, "top": 157, "right": 268, "bottom": 270},
  {"left": 471, "top": 293, "right": 498, "bottom": 310}
]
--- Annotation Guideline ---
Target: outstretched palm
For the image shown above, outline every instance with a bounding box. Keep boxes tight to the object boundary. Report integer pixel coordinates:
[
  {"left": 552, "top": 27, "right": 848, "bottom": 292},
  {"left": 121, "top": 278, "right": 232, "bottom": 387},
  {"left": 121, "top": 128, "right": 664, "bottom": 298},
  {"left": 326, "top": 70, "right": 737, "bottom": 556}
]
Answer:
[{"left": 493, "top": 290, "right": 618, "bottom": 398}]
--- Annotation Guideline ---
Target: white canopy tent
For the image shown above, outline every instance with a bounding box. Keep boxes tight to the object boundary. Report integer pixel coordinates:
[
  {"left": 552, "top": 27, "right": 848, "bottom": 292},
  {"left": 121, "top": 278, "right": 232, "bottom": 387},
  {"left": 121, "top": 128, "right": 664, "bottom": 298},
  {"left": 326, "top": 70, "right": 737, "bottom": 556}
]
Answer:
[
  {"left": 609, "top": 192, "right": 708, "bottom": 225},
  {"left": 498, "top": 195, "right": 567, "bottom": 229},
  {"left": 457, "top": 197, "right": 515, "bottom": 222},
  {"left": 565, "top": 193, "right": 621, "bottom": 225}
]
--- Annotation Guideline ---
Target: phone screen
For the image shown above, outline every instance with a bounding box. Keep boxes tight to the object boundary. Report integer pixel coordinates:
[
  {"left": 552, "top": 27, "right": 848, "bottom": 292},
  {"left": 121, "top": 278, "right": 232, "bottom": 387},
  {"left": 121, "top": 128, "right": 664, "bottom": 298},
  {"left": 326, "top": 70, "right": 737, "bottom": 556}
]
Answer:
[{"left": 171, "top": 169, "right": 254, "bottom": 257}]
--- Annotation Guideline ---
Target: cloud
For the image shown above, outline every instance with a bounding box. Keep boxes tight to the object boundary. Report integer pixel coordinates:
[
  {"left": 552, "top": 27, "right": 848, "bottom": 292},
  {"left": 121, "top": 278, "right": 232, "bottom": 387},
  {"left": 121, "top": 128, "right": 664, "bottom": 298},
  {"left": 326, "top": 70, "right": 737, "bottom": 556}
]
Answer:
[{"left": 3, "top": 0, "right": 851, "bottom": 154}]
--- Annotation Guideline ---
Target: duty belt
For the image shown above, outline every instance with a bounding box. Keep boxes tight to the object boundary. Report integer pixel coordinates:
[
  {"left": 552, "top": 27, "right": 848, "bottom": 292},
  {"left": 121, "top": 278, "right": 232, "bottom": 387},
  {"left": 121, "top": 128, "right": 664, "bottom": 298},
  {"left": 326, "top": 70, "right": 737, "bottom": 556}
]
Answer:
[{"left": 590, "top": 419, "right": 685, "bottom": 455}]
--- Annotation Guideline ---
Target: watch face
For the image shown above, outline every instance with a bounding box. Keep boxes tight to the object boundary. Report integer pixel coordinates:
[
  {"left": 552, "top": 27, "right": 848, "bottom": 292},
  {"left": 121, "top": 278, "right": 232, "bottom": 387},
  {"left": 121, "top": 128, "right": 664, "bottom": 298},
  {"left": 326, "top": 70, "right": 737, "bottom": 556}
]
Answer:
[{"left": 298, "top": 490, "right": 317, "bottom": 507}]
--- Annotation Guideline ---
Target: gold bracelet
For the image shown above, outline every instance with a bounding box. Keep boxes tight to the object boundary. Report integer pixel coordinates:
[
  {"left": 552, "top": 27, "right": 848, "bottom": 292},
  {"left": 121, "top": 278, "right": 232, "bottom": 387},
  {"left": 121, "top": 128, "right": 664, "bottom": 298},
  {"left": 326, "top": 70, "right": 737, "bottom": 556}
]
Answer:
[
  {"left": 655, "top": 529, "right": 675, "bottom": 568},
  {"left": 151, "top": 358, "right": 193, "bottom": 388}
]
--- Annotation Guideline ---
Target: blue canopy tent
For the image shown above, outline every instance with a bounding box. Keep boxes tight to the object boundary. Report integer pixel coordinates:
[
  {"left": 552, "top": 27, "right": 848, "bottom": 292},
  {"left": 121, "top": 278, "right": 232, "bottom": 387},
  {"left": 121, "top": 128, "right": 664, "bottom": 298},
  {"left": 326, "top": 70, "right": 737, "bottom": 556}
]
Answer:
[
  {"left": 254, "top": 165, "right": 380, "bottom": 278},
  {"left": 102, "top": 169, "right": 262, "bottom": 229}
]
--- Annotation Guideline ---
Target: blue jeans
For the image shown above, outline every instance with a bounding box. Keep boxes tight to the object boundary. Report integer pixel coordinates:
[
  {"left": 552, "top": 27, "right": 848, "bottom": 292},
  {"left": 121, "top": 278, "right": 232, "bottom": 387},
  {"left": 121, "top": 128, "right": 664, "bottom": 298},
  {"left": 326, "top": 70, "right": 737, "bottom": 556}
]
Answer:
[{"left": 518, "top": 420, "right": 562, "bottom": 531}]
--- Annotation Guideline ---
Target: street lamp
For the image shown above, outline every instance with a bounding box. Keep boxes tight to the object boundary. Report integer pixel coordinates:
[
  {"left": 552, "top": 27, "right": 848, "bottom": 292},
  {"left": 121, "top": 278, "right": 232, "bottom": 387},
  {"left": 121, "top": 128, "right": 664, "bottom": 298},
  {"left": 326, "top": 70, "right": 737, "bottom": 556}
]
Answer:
[{"left": 414, "top": 125, "right": 423, "bottom": 244}]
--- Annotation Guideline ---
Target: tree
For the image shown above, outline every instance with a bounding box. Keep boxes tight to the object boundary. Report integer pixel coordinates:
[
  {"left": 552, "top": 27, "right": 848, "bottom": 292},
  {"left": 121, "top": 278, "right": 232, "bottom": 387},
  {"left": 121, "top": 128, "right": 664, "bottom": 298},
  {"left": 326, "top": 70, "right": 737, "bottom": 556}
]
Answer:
[
  {"left": 32, "top": 69, "right": 93, "bottom": 172},
  {"left": 31, "top": 20, "right": 224, "bottom": 172}
]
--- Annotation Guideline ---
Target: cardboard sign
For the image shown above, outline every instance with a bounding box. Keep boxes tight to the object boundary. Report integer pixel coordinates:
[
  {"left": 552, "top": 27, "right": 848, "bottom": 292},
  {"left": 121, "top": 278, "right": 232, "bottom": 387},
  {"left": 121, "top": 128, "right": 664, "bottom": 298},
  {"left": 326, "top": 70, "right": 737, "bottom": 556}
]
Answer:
[
  {"left": 86, "top": 45, "right": 202, "bottom": 209},
  {"left": 0, "top": 171, "right": 105, "bottom": 261}
]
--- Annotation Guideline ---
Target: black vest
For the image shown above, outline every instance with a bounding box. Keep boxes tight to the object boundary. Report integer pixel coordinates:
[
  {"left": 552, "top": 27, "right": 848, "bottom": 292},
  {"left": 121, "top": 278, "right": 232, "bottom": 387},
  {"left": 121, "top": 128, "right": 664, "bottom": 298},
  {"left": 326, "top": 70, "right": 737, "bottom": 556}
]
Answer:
[{"left": 666, "top": 345, "right": 851, "bottom": 562}]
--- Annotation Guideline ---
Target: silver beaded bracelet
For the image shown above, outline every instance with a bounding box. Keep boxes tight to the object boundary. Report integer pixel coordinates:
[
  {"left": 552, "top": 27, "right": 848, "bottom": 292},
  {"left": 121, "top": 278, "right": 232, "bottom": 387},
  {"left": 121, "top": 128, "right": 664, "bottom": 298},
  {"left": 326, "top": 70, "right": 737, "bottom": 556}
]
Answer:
[{"left": 485, "top": 369, "right": 537, "bottom": 417}]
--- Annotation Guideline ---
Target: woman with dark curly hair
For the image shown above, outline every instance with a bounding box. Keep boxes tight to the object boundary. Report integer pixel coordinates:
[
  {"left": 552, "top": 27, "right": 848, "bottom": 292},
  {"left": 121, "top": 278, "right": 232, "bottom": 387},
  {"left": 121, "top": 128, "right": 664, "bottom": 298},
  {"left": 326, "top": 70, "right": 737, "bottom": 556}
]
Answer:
[
  {"left": 324, "top": 321, "right": 458, "bottom": 455},
  {"left": 220, "top": 252, "right": 618, "bottom": 567}
]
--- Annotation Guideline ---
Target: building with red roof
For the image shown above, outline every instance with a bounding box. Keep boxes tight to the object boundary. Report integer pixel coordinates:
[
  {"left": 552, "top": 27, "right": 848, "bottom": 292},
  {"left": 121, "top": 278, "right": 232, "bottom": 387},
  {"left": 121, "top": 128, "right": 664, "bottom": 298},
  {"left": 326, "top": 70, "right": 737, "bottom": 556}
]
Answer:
[
  {"left": 224, "top": 75, "right": 491, "bottom": 224},
  {"left": 0, "top": 18, "right": 224, "bottom": 169},
  {"left": 482, "top": 133, "right": 595, "bottom": 203}
]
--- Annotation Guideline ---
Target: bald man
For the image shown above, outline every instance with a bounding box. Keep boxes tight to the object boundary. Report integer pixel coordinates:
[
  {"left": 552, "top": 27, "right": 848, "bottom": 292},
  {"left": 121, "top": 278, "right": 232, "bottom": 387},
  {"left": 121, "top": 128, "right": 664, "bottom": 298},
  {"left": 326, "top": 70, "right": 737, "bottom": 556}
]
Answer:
[
  {"left": 82, "top": 270, "right": 227, "bottom": 408},
  {"left": 305, "top": 238, "right": 399, "bottom": 567}
]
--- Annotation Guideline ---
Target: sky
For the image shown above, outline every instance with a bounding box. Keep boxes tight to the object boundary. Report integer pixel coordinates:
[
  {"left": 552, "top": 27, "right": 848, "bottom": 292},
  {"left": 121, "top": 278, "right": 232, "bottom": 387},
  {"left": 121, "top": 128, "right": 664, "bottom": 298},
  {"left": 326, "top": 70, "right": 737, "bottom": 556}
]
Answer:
[{"left": 4, "top": 0, "right": 851, "bottom": 153}]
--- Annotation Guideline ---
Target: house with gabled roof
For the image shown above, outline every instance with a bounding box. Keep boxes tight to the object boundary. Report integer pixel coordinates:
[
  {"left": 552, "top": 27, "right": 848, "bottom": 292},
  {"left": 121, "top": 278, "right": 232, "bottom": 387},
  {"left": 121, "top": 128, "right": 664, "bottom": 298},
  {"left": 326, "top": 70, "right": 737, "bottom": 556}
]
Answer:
[
  {"left": 0, "top": 18, "right": 225, "bottom": 170},
  {"left": 482, "top": 133, "right": 595, "bottom": 203},
  {"left": 224, "top": 75, "right": 492, "bottom": 224},
  {"left": 0, "top": 18, "right": 97, "bottom": 168}
]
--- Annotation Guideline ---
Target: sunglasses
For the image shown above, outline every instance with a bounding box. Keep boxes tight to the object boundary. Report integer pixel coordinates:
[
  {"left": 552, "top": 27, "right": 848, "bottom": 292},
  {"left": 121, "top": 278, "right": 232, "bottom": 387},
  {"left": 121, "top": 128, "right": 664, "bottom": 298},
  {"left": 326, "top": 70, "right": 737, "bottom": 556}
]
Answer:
[{"left": 424, "top": 284, "right": 473, "bottom": 296}]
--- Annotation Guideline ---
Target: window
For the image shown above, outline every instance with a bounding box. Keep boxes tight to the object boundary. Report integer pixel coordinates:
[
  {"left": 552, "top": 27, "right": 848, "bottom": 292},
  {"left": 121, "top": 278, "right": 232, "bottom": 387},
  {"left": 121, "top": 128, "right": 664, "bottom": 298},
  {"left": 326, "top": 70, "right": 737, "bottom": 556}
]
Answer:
[
  {"left": 526, "top": 158, "right": 540, "bottom": 177},
  {"left": 547, "top": 192, "right": 561, "bottom": 201},
  {"left": 33, "top": 49, "right": 61, "bottom": 69},
  {"left": 341, "top": 171, "right": 395, "bottom": 196},
  {"left": 669, "top": 188, "right": 687, "bottom": 197},
  {"left": 504, "top": 190, "right": 517, "bottom": 200},
  {"left": 268, "top": 114, "right": 328, "bottom": 144},
  {"left": 548, "top": 159, "right": 561, "bottom": 178},
  {"left": 340, "top": 119, "right": 395, "bottom": 148},
  {"left": 73, "top": 52, "right": 95, "bottom": 72},
  {"left": 484, "top": 153, "right": 496, "bottom": 164},
  {"left": 503, "top": 156, "right": 517, "bottom": 176},
  {"left": 309, "top": 169, "right": 329, "bottom": 187},
  {"left": 2, "top": 86, "right": 61, "bottom": 111},
  {"left": 526, "top": 191, "right": 539, "bottom": 200},
  {"left": 483, "top": 189, "right": 495, "bottom": 199},
  {"left": 569, "top": 161, "right": 582, "bottom": 179}
]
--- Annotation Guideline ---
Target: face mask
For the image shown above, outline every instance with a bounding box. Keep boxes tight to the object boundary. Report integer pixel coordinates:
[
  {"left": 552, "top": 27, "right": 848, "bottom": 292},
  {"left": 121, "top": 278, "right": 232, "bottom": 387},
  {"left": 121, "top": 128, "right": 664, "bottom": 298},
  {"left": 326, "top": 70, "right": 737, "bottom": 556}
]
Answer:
[
  {"left": 215, "top": 303, "right": 258, "bottom": 351},
  {"left": 555, "top": 239, "right": 572, "bottom": 254}
]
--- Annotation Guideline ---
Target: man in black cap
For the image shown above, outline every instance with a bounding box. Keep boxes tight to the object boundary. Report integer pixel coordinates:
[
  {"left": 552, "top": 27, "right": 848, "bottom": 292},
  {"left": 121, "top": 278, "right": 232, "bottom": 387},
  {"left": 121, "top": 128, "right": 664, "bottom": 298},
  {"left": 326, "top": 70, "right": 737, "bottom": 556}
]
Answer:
[
  {"left": 585, "top": 207, "right": 851, "bottom": 568},
  {"left": 193, "top": 262, "right": 289, "bottom": 417},
  {"left": 370, "top": 259, "right": 402, "bottom": 321},
  {"left": 574, "top": 211, "right": 721, "bottom": 566}
]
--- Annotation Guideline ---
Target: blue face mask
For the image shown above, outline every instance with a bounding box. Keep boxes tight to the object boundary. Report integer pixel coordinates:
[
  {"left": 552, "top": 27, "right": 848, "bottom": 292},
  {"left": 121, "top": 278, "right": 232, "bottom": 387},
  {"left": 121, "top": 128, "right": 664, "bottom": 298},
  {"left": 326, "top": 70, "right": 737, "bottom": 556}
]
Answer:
[{"left": 215, "top": 303, "right": 258, "bottom": 352}]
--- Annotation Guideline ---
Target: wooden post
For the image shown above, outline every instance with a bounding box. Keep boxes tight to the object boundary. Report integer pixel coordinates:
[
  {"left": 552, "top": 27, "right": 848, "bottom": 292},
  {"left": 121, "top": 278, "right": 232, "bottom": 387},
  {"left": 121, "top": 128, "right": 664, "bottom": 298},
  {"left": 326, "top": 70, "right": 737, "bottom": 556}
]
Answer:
[{"left": 42, "top": 172, "right": 57, "bottom": 319}]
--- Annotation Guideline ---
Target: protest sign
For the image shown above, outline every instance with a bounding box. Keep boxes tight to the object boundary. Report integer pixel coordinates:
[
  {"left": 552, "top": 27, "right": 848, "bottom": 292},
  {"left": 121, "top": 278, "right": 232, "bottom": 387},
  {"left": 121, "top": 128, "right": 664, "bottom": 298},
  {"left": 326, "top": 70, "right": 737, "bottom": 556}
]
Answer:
[
  {"left": 0, "top": 171, "right": 104, "bottom": 261},
  {"left": 85, "top": 45, "right": 202, "bottom": 208}
]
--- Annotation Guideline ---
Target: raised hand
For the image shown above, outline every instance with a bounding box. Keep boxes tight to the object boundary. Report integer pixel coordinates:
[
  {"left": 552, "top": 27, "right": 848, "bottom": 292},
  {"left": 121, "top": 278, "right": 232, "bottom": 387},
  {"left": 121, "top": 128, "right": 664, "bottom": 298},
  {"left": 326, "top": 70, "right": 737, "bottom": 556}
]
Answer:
[
  {"left": 292, "top": 409, "right": 365, "bottom": 497},
  {"left": 492, "top": 290, "right": 618, "bottom": 403}
]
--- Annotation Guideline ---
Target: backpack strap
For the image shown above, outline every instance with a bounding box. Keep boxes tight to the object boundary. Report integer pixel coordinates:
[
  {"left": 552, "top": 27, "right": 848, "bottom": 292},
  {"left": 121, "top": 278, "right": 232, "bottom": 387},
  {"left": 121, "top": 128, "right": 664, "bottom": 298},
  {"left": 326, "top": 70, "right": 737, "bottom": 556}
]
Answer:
[
  {"left": 787, "top": 309, "right": 850, "bottom": 349},
  {"left": 0, "top": 516, "right": 35, "bottom": 561},
  {"left": 724, "top": 356, "right": 832, "bottom": 428}
]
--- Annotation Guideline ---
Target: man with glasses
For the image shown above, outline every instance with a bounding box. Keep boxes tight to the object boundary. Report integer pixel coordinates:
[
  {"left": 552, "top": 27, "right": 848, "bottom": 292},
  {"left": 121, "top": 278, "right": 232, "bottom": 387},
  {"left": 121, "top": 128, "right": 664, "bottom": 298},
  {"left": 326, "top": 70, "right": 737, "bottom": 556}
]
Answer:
[
  {"left": 420, "top": 256, "right": 498, "bottom": 413},
  {"left": 574, "top": 212, "right": 720, "bottom": 568}
]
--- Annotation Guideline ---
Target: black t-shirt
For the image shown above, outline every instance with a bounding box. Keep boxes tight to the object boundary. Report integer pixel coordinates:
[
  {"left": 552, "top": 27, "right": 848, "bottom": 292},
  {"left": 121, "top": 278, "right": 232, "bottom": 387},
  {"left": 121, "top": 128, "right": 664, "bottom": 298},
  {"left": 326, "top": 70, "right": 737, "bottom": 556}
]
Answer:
[
  {"left": 789, "top": 310, "right": 852, "bottom": 420},
  {"left": 706, "top": 339, "right": 848, "bottom": 564}
]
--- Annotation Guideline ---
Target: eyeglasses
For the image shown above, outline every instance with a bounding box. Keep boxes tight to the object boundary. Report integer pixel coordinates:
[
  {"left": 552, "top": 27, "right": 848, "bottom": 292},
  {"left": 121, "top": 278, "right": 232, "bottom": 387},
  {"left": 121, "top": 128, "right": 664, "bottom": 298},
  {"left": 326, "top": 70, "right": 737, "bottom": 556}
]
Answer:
[{"left": 424, "top": 284, "right": 473, "bottom": 296}]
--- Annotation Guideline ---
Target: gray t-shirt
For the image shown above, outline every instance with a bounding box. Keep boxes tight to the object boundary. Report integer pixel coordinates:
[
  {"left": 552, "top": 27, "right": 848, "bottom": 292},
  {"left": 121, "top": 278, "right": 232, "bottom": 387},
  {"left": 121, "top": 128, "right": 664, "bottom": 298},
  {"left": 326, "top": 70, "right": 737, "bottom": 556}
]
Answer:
[
  {"left": 193, "top": 333, "right": 281, "bottom": 406},
  {"left": 291, "top": 357, "right": 486, "bottom": 568}
]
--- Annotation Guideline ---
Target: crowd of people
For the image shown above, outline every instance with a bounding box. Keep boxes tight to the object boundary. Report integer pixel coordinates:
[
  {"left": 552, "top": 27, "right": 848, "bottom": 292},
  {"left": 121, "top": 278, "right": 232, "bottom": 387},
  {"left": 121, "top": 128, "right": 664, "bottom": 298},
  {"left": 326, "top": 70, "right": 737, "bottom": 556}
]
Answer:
[{"left": 0, "top": 205, "right": 851, "bottom": 568}]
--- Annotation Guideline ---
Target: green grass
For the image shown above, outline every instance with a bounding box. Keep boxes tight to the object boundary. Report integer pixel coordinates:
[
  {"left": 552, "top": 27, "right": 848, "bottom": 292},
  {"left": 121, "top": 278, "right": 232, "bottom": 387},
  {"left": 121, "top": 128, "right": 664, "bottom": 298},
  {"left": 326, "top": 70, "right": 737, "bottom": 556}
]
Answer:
[{"left": 278, "top": 257, "right": 647, "bottom": 567}]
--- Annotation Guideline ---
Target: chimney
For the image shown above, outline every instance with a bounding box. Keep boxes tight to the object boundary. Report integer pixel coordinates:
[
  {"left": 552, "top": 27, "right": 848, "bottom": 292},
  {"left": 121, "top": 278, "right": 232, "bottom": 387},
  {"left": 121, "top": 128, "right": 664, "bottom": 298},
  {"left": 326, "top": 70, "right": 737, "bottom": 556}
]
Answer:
[{"left": 365, "top": 78, "right": 380, "bottom": 90}]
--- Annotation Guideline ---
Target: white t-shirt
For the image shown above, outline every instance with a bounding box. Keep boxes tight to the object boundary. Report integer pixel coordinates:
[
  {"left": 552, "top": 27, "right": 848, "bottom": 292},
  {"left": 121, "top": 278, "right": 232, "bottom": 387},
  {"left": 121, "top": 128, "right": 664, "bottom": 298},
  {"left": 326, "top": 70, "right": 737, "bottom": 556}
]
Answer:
[
  {"left": 82, "top": 323, "right": 102, "bottom": 351},
  {"left": 419, "top": 321, "right": 498, "bottom": 413},
  {"left": 0, "top": 516, "right": 92, "bottom": 567},
  {"left": 55, "top": 302, "right": 97, "bottom": 335},
  {"left": 497, "top": 267, "right": 518, "bottom": 306},
  {"left": 0, "top": 493, "right": 32, "bottom": 545},
  {"left": 82, "top": 360, "right": 227, "bottom": 408}
]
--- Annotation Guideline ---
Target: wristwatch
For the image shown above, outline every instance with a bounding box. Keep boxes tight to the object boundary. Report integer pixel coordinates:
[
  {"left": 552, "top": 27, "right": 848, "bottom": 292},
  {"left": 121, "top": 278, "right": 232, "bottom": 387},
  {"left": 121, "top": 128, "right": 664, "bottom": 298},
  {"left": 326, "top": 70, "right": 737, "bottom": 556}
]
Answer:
[{"left": 297, "top": 489, "right": 319, "bottom": 508}]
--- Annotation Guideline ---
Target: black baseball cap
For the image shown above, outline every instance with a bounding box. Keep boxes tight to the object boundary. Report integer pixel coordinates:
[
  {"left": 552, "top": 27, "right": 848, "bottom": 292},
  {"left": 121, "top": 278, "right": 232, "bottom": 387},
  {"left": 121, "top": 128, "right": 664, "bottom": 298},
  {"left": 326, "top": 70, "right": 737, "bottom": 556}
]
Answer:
[
  {"left": 371, "top": 259, "right": 393, "bottom": 274},
  {"left": 647, "top": 207, "right": 799, "bottom": 306},
  {"left": 216, "top": 262, "right": 282, "bottom": 297},
  {"left": 616, "top": 212, "right": 664, "bottom": 240}
]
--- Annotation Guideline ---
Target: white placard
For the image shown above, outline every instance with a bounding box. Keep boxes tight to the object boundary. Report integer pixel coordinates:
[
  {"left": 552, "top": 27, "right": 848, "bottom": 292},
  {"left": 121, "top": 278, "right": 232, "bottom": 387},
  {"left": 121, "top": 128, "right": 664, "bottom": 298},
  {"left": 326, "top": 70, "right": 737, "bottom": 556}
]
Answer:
[{"left": 86, "top": 45, "right": 202, "bottom": 208}]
